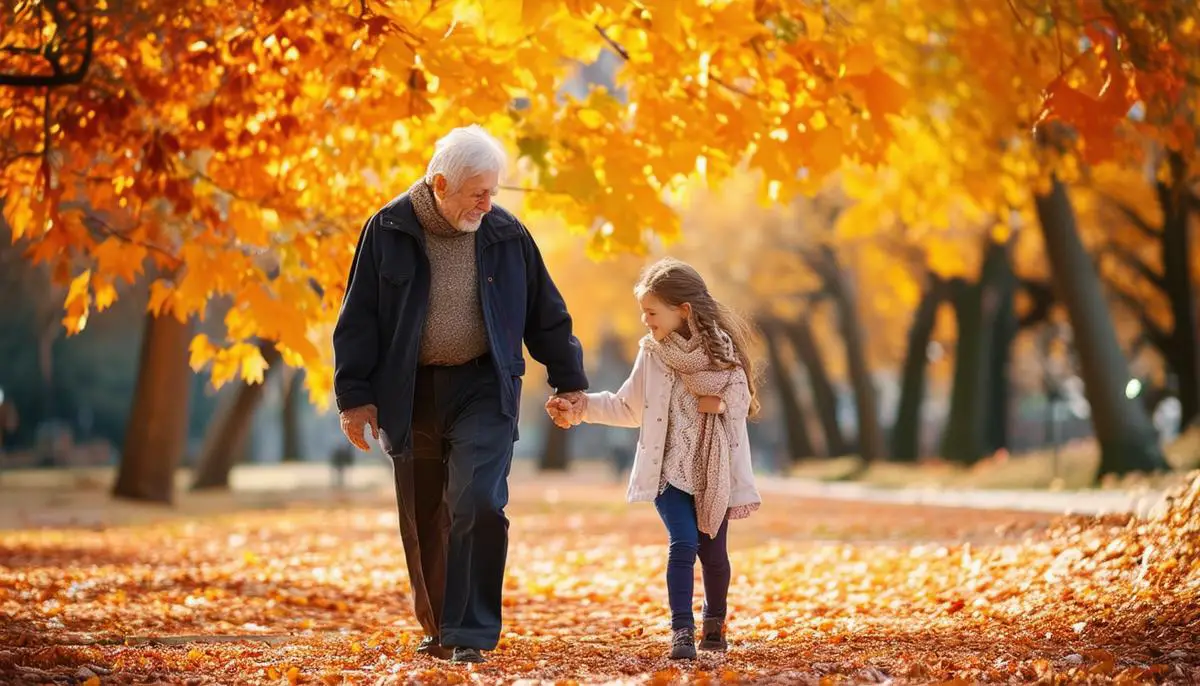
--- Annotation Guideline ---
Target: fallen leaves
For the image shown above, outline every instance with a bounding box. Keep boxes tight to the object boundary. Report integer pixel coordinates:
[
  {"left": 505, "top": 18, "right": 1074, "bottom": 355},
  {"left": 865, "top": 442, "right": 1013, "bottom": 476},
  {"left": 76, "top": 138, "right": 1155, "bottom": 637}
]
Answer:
[{"left": 1, "top": 473, "right": 1199, "bottom": 684}]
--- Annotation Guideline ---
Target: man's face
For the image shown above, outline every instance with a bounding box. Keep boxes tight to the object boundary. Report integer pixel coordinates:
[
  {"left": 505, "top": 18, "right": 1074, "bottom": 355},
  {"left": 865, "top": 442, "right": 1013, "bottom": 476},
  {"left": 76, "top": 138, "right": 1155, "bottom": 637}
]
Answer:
[{"left": 433, "top": 170, "right": 499, "bottom": 231}]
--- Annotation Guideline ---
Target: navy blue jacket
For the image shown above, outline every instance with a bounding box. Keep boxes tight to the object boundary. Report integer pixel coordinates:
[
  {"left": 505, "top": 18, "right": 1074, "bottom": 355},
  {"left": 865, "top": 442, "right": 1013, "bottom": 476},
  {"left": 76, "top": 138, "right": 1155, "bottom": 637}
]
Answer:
[{"left": 332, "top": 193, "right": 588, "bottom": 458}]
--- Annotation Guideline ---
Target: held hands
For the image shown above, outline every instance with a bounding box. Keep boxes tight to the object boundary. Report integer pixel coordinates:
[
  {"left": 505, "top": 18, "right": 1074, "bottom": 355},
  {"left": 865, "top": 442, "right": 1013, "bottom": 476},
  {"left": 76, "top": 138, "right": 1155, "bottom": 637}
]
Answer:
[
  {"left": 545, "top": 391, "right": 587, "bottom": 429},
  {"left": 697, "top": 395, "right": 726, "bottom": 414},
  {"left": 339, "top": 404, "right": 379, "bottom": 451}
]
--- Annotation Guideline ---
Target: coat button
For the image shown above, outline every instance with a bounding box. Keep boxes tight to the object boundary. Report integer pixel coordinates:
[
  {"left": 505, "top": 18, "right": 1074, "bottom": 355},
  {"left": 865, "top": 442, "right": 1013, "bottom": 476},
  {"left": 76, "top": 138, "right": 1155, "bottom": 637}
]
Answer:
[{"left": 487, "top": 276, "right": 494, "bottom": 283}]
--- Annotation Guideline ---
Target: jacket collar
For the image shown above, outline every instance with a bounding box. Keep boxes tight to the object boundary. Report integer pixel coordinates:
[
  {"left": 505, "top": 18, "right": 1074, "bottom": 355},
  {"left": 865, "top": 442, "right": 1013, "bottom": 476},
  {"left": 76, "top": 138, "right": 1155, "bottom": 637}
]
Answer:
[{"left": 378, "top": 192, "right": 523, "bottom": 249}]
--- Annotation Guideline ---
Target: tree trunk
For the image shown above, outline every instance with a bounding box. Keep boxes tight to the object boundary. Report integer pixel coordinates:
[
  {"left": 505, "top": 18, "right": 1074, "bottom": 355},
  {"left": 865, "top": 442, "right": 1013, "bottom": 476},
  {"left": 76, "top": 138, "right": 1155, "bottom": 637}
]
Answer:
[
  {"left": 942, "top": 242, "right": 1016, "bottom": 465},
  {"left": 822, "top": 247, "right": 886, "bottom": 464},
  {"left": 1034, "top": 177, "right": 1169, "bottom": 480},
  {"left": 986, "top": 252, "right": 1019, "bottom": 455},
  {"left": 190, "top": 342, "right": 283, "bottom": 491},
  {"left": 1160, "top": 151, "right": 1198, "bottom": 428},
  {"left": 538, "top": 412, "right": 571, "bottom": 471},
  {"left": 941, "top": 272, "right": 990, "bottom": 465},
  {"left": 281, "top": 368, "right": 304, "bottom": 462},
  {"left": 37, "top": 317, "right": 56, "bottom": 421},
  {"left": 112, "top": 312, "right": 194, "bottom": 504},
  {"left": 891, "top": 273, "right": 947, "bottom": 462},
  {"left": 783, "top": 316, "right": 848, "bottom": 456},
  {"left": 763, "top": 323, "right": 817, "bottom": 461}
]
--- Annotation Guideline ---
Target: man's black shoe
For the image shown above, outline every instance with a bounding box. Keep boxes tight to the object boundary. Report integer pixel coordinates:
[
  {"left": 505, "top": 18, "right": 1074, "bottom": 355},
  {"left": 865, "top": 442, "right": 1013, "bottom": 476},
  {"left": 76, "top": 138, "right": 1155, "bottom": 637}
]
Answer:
[
  {"left": 416, "top": 636, "right": 452, "bottom": 660},
  {"left": 451, "top": 647, "right": 486, "bottom": 664}
]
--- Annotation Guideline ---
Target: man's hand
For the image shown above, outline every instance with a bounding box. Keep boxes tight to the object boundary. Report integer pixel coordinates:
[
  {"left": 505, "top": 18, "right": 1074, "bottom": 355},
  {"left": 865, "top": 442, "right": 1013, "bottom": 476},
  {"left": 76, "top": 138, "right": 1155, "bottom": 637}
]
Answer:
[
  {"left": 339, "top": 404, "right": 379, "bottom": 451},
  {"left": 698, "top": 395, "right": 726, "bottom": 414},
  {"left": 545, "top": 391, "right": 587, "bottom": 429}
]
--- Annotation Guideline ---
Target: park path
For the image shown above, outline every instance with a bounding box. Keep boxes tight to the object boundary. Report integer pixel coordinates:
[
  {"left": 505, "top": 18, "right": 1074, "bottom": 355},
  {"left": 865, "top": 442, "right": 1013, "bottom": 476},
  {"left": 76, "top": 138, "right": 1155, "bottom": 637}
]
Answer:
[
  {"left": 0, "top": 464, "right": 1197, "bottom": 684},
  {"left": 0, "top": 460, "right": 1173, "bottom": 532}
]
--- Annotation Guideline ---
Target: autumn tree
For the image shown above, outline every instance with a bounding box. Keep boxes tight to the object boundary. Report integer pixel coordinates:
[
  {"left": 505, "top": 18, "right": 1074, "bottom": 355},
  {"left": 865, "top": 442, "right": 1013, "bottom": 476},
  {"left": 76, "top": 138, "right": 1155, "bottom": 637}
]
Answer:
[
  {"left": 1086, "top": 158, "right": 1199, "bottom": 430},
  {"left": 833, "top": 0, "right": 1198, "bottom": 479},
  {"left": 3, "top": 0, "right": 924, "bottom": 498},
  {"left": 6, "top": 0, "right": 1195, "bottom": 491}
]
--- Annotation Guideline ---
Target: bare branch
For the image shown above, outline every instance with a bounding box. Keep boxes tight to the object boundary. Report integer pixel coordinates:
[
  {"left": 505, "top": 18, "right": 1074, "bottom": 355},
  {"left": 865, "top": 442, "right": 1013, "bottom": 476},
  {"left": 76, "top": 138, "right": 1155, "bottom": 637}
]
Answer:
[
  {"left": 499, "top": 184, "right": 574, "bottom": 197},
  {"left": 1107, "top": 282, "right": 1168, "bottom": 353},
  {"left": 594, "top": 24, "right": 631, "bottom": 61},
  {"left": 1005, "top": 0, "right": 1031, "bottom": 32},
  {"left": 1108, "top": 198, "right": 1161, "bottom": 241},
  {"left": 74, "top": 208, "right": 183, "bottom": 270},
  {"left": 709, "top": 74, "right": 757, "bottom": 100},
  {"left": 1099, "top": 243, "right": 1165, "bottom": 293},
  {"left": 1016, "top": 278, "right": 1054, "bottom": 330},
  {"left": 0, "top": 1, "right": 94, "bottom": 88}
]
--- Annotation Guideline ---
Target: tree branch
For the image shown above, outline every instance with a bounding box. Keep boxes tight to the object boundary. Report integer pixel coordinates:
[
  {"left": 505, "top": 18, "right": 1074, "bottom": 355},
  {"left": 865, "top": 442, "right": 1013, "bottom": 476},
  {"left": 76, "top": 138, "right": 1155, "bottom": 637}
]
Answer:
[
  {"left": 1005, "top": 0, "right": 1031, "bottom": 32},
  {"left": 498, "top": 184, "right": 572, "bottom": 197},
  {"left": 76, "top": 209, "right": 184, "bottom": 271},
  {"left": 1108, "top": 198, "right": 1162, "bottom": 241},
  {"left": 709, "top": 74, "right": 756, "bottom": 99},
  {"left": 1099, "top": 243, "right": 1165, "bottom": 293},
  {"left": 1016, "top": 278, "right": 1055, "bottom": 330},
  {"left": 1108, "top": 282, "right": 1168, "bottom": 353},
  {"left": 593, "top": 23, "right": 757, "bottom": 100},
  {"left": 0, "top": 1, "right": 94, "bottom": 88},
  {"left": 593, "top": 25, "right": 631, "bottom": 61}
]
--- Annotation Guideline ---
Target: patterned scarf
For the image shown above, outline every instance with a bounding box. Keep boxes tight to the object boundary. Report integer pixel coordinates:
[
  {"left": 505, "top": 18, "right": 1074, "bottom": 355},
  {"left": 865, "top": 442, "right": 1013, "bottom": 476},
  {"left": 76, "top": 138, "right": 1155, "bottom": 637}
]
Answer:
[
  {"left": 408, "top": 179, "right": 472, "bottom": 236},
  {"left": 644, "top": 328, "right": 741, "bottom": 537}
]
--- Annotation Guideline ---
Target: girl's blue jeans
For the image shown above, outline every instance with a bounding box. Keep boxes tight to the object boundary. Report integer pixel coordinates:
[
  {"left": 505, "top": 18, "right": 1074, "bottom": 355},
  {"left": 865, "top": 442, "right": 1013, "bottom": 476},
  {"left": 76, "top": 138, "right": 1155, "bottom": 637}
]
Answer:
[{"left": 653, "top": 484, "right": 731, "bottom": 631}]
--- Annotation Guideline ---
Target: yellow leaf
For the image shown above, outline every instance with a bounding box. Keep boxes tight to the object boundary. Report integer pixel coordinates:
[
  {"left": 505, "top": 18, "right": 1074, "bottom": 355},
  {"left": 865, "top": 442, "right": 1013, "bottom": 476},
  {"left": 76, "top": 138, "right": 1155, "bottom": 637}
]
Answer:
[
  {"left": 62, "top": 270, "right": 92, "bottom": 335},
  {"left": 93, "top": 275, "right": 119, "bottom": 312},
  {"left": 804, "top": 9, "right": 826, "bottom": 40},
  {"left": 188, "top": 333, "right": 217, "bottom": 370},
  {"left": 287, "top": 666, "right": 301, "bottom": 685},
  {"left": 239, "top": 344, "right": 270, "bottom": 385},
  {"left": 230, "top": 203, "right": 268, "bottom": 247},
  {"left": 65, "top": 269, "right": 91, "bottom": 307},
  {"left": 376, "top": 36, "right": 414, "bottom": 75},
  {"left": 82, "top": 678, "right": 100, "bottom": 686},
  {"left": 3, "top": 192, "right": 46, "bottom": 242},
  {"left": 856, "top": 68, "right": 910, "bottom": 116},
  {"left": 841, "top": 44, "right": 876, "bottom": 77},
  {"left": 650, "top": 0, "right": 680, "bottom": 41},
  {"left": 93, "top": 237, "right": 148, "bottom": 283},
  {"left": 577, "top": 108, "right": 605, "bottom": 130},
  {"left": 148, "top": 280, "right": 175, "bottom": 317},
  {"left": 521, "top": 0, "right": 558, "bottom": 27}
]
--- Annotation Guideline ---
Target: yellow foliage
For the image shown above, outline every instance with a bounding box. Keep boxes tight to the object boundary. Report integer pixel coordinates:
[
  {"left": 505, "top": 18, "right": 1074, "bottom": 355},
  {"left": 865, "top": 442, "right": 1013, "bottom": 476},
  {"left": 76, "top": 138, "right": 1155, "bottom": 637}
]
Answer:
[{"left": 2, "top": 0, "right": 1196, "bottom": 409}]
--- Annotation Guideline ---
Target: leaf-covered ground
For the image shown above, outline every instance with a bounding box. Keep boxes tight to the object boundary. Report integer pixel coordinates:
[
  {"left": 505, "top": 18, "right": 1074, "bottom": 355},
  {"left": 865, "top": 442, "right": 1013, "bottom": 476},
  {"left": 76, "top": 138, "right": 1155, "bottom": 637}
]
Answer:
[{"left": 1, "top": 471, "right": 1198, "bottom": 685}]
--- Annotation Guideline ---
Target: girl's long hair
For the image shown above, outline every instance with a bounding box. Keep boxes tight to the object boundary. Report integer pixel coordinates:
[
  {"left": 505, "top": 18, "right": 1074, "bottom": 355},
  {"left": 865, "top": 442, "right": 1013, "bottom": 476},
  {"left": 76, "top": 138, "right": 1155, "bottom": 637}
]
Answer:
[{"left": 635, "top": 257, "right": 762, "bottom": 419}]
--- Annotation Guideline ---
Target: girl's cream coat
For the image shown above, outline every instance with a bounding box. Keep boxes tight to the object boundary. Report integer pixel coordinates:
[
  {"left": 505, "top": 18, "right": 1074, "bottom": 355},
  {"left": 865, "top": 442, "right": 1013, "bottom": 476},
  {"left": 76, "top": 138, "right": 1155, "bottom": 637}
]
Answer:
[{"left": 584, "top": 340, "right": 762, "bottom": 507}]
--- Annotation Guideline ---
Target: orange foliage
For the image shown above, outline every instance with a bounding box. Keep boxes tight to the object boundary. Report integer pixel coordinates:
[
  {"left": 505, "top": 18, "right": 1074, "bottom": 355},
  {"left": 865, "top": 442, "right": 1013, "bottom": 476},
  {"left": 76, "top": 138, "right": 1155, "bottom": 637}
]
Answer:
[
  {"left": 2, "top": 0, "right": 1197, "bottom": 406},
  {"left": 0, "top": 473, "right": 1198, "bottom": 683}
]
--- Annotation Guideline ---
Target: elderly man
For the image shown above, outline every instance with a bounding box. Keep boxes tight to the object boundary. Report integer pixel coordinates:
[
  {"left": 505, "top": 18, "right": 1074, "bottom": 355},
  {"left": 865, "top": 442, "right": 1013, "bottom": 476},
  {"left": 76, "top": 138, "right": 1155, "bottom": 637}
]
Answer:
[{"left": 332, "top": 126, "right": 588, "bottom": 664}]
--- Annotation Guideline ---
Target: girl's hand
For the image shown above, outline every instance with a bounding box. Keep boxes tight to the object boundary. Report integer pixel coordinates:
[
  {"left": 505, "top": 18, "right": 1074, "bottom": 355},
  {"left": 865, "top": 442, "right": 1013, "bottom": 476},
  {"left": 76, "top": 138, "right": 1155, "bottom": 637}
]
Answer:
[{"left": 698, "top": 395, "right": 725, "bottom": 414}]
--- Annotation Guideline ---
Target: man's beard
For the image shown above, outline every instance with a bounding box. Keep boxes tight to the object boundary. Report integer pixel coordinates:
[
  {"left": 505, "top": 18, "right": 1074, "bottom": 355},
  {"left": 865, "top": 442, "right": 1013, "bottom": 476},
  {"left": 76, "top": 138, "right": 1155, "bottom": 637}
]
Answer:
[{"left": 456, "top": 217, "right": 483, "bottom": 232}]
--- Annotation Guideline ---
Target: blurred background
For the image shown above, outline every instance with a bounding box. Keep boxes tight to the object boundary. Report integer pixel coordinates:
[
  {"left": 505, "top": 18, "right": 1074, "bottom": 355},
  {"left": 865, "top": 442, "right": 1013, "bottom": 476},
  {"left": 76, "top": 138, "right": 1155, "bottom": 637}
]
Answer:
[{"left": 1, "top": 1, "right": 1197, "bottom": 503}]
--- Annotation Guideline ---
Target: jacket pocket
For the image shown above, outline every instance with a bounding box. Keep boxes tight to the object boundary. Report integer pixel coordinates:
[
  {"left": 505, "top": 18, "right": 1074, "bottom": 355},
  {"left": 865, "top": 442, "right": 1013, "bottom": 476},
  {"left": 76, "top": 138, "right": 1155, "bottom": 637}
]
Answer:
[{"left": 510, "top": 358, "right": 526, "bottom": 376}]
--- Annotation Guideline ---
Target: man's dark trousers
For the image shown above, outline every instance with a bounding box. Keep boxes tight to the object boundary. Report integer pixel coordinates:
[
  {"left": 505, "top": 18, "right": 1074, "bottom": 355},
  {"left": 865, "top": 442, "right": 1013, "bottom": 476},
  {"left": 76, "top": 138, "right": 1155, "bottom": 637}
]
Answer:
[{"left": 391, "top": 354, "right": 515, "bottom": 651}]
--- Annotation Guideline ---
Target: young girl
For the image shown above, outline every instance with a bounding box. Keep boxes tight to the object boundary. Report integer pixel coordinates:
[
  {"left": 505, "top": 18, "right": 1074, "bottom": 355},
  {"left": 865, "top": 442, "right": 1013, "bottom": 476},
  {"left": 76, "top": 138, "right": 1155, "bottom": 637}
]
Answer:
[{"left": 548, "top": 257, "right": 762, "bottom": 660}]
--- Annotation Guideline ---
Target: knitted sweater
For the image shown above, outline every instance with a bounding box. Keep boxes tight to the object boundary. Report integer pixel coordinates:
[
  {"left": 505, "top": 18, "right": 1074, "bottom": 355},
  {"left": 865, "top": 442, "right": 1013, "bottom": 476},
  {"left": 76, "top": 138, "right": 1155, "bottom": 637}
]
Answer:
[
  {"left": 649, "top": 332, "right": 759, "bottom": 529},
  {"left": 408, "top": 180, "right": 489, "bottom": 365}
]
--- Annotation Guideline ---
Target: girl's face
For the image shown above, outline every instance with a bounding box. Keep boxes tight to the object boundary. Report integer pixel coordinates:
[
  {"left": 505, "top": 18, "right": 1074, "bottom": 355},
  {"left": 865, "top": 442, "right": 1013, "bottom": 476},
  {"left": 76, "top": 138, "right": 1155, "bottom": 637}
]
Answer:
[{"left": 639, "top": 292, "right": 689, "bottom": 341}]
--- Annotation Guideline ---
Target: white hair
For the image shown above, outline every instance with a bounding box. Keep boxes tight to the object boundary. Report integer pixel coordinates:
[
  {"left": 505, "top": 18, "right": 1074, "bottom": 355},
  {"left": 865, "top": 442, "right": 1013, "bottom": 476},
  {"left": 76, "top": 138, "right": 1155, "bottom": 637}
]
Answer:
[{"left": 424, "top": 125, "right": 508, "bottom": 191}]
